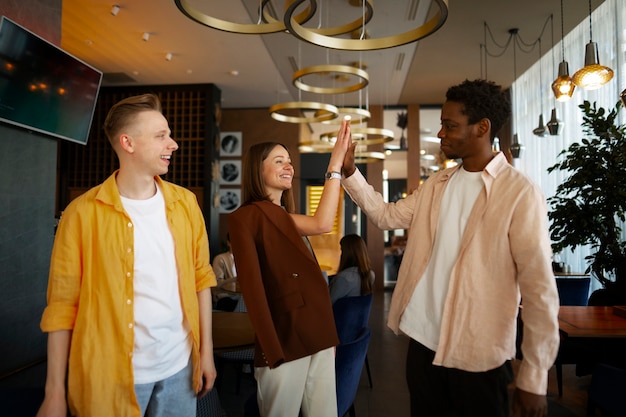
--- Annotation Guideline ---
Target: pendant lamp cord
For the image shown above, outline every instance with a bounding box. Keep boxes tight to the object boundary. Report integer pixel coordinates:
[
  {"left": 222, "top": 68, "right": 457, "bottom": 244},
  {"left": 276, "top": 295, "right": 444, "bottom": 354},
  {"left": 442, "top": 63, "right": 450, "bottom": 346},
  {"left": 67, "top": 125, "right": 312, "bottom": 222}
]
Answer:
[
  {"left": 560, "top": 0, "right": 565, "bottom": 61},
  {"left": 589, "top": 0, "right": 593, "bottom": 42}
]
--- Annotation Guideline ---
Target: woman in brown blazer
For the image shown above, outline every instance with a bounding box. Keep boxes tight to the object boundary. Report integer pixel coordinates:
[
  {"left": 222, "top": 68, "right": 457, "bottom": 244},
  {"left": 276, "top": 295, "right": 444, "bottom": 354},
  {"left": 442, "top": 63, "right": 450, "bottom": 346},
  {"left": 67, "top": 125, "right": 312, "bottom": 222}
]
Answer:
[{"left": 228, "top": 118, "right": 351, "bottom": 417}]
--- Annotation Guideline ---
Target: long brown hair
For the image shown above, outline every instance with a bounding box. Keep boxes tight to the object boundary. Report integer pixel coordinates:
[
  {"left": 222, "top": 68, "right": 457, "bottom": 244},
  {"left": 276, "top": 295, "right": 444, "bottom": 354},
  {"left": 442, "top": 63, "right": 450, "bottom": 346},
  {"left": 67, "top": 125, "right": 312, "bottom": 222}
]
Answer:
[
  {"left": 241, "top": 142, "right": 295, "bottom": 213},
  {"left": 338, "top": 234, "right": 373, "bottom": 295}
]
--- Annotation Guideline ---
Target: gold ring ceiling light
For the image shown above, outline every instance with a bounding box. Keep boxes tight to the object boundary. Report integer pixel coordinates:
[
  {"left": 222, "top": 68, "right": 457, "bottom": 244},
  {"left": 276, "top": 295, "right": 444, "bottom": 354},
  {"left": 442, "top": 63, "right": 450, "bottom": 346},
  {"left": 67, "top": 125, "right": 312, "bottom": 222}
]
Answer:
[
  {"left": 293, "top": 64, "right": 369, "bottom": 95},
  {"left": 285, "top": 0, "right": 449, "bottom": 51},
  {"left": 174, "top": 0, "right": 449, "bottom": 51},
  {"left": 173, "top": 0, "right": 314, "bottom": 34},
  {"left": 269, "top": 101, "right": 339, "bottom": 123}
]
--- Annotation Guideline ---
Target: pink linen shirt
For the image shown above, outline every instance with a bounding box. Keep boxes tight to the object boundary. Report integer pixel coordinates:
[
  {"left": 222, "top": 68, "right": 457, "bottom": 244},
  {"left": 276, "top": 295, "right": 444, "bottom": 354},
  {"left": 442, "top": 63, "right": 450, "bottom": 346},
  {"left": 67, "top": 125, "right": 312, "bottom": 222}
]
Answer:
[
  {"left": 341, "top": 152, "right": 560, "bottom": 395},
  {"left": 40, "top": 172, "right": 216, "bottom": 417}
]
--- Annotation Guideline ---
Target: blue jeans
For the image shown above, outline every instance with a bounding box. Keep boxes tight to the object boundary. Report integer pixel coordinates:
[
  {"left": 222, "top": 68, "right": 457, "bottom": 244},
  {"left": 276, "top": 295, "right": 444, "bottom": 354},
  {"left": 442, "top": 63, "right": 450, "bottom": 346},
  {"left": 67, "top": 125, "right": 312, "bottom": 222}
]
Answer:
[{"left": 134, "top": 358, "right": 196, "bottom": 417}]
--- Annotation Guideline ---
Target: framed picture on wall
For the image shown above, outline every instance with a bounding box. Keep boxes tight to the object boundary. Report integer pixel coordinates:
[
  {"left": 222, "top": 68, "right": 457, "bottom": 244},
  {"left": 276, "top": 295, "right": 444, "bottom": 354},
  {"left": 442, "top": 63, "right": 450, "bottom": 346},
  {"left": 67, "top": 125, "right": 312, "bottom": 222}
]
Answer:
[
  {"left": 218, "top": 188, "right": 241, "bottom": 213},
  {"left": 219, "top": 160, "right": 241, "bottom": 185},
  {"left": 220, "top": 131, "right": 242, "bottom": 156}
]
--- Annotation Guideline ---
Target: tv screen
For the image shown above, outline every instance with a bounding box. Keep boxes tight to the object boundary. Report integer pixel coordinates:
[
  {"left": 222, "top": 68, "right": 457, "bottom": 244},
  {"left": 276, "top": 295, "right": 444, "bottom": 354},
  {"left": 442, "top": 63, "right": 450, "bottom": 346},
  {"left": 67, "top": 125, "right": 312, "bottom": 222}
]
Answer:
[{"left": 0, "top": 16, "right": 102, "bottom": 145}]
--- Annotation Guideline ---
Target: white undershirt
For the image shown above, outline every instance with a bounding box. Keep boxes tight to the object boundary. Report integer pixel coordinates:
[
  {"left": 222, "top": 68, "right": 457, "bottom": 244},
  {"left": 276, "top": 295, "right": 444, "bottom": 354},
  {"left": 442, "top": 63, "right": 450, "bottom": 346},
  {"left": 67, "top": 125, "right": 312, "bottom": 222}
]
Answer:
[
  {"left": 121, "top": 184, "right": 192, "bottom": 384},
  {"left": 399, "top": 167, "right": 484, "bottom": 351}
]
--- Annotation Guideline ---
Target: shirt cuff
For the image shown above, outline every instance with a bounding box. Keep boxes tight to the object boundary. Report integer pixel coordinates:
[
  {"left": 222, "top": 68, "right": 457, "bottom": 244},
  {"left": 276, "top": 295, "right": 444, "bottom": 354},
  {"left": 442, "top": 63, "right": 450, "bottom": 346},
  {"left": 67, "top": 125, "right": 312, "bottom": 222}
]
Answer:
[{"left": 515, "top": 360, "right": 549, "bottom": 395}]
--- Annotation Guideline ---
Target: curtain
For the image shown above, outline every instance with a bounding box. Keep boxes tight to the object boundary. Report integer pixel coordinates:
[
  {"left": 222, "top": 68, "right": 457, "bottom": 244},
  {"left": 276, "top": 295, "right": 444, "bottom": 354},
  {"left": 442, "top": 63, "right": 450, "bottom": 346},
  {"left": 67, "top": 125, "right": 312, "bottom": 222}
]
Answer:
[{"left": 511, "top": 0, "right": 625, "bottom": 292}]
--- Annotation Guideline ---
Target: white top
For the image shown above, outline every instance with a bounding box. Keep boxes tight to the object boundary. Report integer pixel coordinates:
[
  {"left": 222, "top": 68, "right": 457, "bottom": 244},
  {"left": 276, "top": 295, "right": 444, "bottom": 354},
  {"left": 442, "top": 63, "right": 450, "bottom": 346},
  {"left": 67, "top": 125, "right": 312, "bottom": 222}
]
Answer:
[
  {"left": 399, "top": 166, "right": 484, "bottom": 350},
  {"left": 122, "top": 184, "right": 191, "bottom": 384}
]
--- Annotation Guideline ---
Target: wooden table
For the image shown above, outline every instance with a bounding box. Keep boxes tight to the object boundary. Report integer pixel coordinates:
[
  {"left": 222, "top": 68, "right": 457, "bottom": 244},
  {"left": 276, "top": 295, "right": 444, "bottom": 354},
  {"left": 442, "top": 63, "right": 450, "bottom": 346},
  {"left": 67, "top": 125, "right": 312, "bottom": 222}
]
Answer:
[
  {"left": 558, "top": 306, "right": 626, "bottom": 339},
  {"left": 212, "top": 312, "right": 255, "bottom": 352},
  {"left": 554, "top": 272, "right": 590, "bottom": 278}
]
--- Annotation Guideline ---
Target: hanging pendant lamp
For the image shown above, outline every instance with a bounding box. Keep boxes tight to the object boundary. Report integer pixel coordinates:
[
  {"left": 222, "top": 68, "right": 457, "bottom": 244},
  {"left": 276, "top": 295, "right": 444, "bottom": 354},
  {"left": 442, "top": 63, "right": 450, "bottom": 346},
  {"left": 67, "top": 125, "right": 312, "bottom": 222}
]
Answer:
[
  {"left": 510, "top": 134, "right": 524, "bottom": 159},
  {"left": 572, "top": 0, "right": 614, "bottom": 90},
  {"left": 552, "top": 0, "right": 575, "bottom": 101},
  {"left": 547, "top": 108, "right": 562, "bottom": 136},
  {"left": 533, "top": 114, "right": 547, "bottom": 137},
  {"left": 552, "top": 61, "right": 576, "bottom": 101}
]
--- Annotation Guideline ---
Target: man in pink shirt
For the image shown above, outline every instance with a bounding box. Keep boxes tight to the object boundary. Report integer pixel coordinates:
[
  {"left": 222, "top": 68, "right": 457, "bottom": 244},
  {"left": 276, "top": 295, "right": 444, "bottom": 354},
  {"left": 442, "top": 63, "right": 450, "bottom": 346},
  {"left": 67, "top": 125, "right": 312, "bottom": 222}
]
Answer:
[{"left": 340, "top": 79, "right": 560, "bottom": 417}]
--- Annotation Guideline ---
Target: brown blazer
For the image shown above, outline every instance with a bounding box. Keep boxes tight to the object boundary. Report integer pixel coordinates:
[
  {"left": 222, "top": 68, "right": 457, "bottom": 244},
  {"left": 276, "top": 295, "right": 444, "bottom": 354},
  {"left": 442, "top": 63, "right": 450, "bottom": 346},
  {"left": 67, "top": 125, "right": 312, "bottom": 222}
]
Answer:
[{"left": 228, "top": 200, "right": 339, "bottom": 368}]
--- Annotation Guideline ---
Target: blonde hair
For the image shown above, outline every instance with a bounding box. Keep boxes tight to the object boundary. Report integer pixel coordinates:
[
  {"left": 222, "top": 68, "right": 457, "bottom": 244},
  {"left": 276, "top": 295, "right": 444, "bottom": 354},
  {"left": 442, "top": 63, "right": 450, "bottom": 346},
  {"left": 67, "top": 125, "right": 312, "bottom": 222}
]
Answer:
[{"left": 103, "top": 94, "right": 162, "bottom": 147}]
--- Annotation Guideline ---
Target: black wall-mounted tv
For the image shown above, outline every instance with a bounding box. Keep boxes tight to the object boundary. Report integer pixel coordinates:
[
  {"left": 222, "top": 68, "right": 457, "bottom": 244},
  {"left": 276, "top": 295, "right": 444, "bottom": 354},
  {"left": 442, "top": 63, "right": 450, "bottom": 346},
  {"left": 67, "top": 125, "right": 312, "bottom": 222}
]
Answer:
[{"left": 0, "top": 16, "right": 102, "bottom": 145}]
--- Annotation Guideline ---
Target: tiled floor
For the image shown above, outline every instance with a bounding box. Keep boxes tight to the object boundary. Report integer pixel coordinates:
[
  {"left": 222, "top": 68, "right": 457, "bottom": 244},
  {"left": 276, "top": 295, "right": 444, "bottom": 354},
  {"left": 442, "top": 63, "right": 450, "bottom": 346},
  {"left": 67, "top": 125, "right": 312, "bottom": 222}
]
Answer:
[{"left": 218, "top": 289, "right": 591, "bottom": 417}]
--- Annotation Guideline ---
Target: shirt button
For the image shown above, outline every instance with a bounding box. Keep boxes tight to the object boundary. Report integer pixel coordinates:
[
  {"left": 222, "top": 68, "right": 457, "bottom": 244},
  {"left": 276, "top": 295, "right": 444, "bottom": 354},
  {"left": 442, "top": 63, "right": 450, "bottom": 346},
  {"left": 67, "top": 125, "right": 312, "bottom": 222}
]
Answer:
[
  {"left": 128, "top": 323, "right": 133, "bottom": 329},
  {"left": 127, "top": 299, "right": 132, "bottom": 305},
  {"left": 127, "top": 248, "right": 132, "bottom": 253},
  {"left": 292, "top": 273, "right": 299, "bottom": 278},
  {"left": 126, "top": 272, "right": 131, "bottom": 278},
  {"left": 127, "top": 222, "right": 133, "bottom": 228}
]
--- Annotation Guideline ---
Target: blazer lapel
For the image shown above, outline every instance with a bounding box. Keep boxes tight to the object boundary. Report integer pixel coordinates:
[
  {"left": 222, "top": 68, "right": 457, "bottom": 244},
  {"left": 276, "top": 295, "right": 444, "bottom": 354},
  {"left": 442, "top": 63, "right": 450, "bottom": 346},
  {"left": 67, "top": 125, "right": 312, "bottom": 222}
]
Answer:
[{"left": 253, "top": 201, "right": 316, "bottom": 262}]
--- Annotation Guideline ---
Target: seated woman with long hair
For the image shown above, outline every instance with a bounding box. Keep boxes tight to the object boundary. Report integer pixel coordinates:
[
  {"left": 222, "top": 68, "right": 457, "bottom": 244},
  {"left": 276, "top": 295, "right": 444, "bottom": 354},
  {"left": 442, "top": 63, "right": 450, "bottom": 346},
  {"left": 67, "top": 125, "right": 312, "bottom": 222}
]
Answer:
[{"left": 329, "top": 234, "right": 374, "bottom": 304}]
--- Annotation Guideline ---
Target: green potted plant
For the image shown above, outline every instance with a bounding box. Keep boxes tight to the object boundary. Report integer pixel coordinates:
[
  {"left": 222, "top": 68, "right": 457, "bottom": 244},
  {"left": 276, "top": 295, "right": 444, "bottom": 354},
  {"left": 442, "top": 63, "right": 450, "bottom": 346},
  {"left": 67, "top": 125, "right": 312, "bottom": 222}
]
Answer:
[{"left": 547, "top": 100, "right": 626, "bottom": 305}]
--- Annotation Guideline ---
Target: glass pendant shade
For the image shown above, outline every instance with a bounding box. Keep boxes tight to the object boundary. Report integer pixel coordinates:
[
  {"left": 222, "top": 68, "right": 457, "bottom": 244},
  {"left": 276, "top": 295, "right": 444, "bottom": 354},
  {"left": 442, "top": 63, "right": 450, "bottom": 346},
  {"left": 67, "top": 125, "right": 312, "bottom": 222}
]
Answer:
[
  {"left": 533, "top": 114, "right": 547, "bottom": 137},
  {"left": 547, "top": 108, "right": 562, "bottom": 136},
  {"left": 551, "top": 61, "right": 576, "bottom": 101},
  {"left": 572, "top": 42, "right": 614, "bottom": 90},
  {"left": 510, "top": 134, "right": 524, "bottom": 159}
]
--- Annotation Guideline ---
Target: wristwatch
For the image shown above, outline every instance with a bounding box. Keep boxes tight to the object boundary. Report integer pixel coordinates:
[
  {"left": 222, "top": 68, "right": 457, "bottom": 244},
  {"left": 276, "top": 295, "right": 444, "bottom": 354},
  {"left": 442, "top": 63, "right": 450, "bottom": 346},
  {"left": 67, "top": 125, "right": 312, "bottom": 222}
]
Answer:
[{"left": 325, "top": 171, "right": 342, "bottom": 180}]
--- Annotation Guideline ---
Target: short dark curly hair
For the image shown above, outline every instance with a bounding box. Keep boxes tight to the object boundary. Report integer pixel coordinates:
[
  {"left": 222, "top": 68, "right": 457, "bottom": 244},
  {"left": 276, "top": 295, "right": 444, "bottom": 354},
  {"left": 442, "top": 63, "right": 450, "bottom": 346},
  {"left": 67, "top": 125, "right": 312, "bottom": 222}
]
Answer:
[{"left": 445, "top": 79, "right": 511, "bottom": 142}]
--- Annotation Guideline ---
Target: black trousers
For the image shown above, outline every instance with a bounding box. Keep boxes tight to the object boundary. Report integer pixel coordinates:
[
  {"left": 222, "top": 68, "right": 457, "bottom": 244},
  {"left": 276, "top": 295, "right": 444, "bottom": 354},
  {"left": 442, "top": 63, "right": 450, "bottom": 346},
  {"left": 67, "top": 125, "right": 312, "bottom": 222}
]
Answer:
[{"left": 406, "top": 339, "right": 513, "bottom": 417}]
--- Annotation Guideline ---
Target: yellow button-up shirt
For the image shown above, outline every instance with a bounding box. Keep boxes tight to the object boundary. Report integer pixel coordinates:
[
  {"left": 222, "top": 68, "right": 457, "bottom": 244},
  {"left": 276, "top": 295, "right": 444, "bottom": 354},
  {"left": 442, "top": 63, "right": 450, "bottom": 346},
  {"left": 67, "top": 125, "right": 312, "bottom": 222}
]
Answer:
[
  {"left": 41, "top": 172, "right": 216, "bottom": 417},
  {"left": 342, "top": 152, "right": 560, "bottom": 395}
]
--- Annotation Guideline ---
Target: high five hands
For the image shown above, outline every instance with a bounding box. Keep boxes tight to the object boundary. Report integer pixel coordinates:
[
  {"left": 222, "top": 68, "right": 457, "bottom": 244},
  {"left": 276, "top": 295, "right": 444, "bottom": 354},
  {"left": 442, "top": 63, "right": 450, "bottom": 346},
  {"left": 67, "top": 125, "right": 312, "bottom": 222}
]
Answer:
[{"left": 328, "top": 115, "right": 355, "bottom": 175}]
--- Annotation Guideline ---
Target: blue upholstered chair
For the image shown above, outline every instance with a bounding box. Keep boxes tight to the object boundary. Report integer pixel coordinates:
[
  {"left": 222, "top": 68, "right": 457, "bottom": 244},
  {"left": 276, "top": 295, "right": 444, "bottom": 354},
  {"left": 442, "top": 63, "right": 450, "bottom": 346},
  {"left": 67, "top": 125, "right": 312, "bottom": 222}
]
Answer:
[
  {"left": 196, "top": 388, "right": 228, "bottom": 417},
  {"left": 554, "top": 276, "right": 592, "bottom": 396},
  {"left": 332, "top": 294, "right": 374, "bottom": 388},
  {"left": 335, "top": 327, "right": 371, "bottom": 417},
  {"left": 214, "top": 296, "right": 254, "bottom": 394},
  {"left": 556, "top": 277, "right": 590, "bottom": 306},
  {"left": 586, "top": 363, "right": 626, "bottom": 417},
  {"left": 332, "top": 294, "right": 373, "bottom": 344}
]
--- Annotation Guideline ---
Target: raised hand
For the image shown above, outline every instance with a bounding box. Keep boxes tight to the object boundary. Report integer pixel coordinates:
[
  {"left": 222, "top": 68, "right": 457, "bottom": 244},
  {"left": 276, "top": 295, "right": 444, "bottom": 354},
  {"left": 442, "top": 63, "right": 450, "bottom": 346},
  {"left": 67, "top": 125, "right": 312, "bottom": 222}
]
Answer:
[{"left": 328, "top": 116, "right": 352, "bottom": 173}]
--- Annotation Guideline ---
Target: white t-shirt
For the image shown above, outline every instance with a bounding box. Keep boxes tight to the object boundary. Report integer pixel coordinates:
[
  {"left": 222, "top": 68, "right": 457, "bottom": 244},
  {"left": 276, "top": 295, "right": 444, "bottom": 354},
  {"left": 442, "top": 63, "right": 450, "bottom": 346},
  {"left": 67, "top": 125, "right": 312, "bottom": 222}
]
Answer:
[
  {"left": 399, "top": 166, "right": 484, "bottom": 351},
  {"left": 121, "top": 184, "right": 192, "bottom": 384}
]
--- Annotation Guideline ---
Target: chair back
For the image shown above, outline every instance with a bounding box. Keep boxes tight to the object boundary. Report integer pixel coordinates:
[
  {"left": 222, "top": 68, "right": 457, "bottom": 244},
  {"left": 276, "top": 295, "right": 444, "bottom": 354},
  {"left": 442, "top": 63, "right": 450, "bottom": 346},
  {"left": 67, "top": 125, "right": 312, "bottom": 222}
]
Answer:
[
  {"left": 588, "top": 363, "right": 626, "bottom": 416},
  {"left": 556, "top": 277, "right": 590, "bottom": 306},
  {"left": 196, "top": 388, "right": 228, "bottom": 417},
  {"left": 332, "top": 294, "right": 373, "bottom": 344},
  {"left": 234, "top": 296, "right": 247, "bottom": 312},
  {"left": 335, "top": 327, "right": 371, "bottom": 417}
]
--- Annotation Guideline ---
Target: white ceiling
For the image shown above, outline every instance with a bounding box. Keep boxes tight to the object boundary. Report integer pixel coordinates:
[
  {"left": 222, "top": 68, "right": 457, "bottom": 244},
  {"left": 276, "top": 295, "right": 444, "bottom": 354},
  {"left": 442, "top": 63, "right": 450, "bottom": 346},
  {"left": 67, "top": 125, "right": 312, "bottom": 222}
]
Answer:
[{"left": 58, "top": 0, "right": 603, "bottom": 172}]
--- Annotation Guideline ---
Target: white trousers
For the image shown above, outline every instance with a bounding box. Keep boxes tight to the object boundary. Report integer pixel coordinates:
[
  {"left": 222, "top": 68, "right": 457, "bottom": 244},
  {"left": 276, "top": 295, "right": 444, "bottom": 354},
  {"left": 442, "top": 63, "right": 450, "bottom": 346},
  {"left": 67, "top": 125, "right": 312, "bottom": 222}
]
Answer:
[{"left": 254, "top": 347, "right": 337, "bottom": 417}]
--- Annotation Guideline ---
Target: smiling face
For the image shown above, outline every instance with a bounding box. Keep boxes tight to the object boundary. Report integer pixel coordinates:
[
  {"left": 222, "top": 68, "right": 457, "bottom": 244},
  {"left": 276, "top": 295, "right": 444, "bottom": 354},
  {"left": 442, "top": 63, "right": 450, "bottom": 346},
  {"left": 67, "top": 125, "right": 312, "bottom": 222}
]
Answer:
[
  {"left": 437, "top": 100, "right": 483, "bottom": 161},
  {"left": 127, "top": 110, "right": 178, "bottom": 177},
  {"left": 261, "top": 144, "right": 294, "bottom": 203}
]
